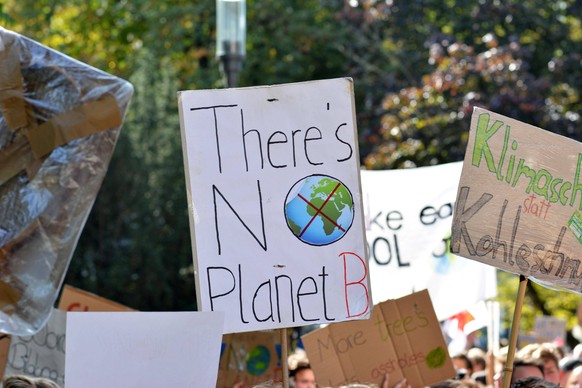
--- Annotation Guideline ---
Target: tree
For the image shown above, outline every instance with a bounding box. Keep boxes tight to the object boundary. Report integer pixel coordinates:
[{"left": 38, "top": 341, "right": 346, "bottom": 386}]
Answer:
[{"left": 3, "top": 0, "right": 582, "bottom": 338}]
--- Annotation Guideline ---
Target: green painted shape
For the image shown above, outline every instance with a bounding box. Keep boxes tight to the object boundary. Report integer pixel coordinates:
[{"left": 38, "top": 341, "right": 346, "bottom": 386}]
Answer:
[{"left": 425, "top": 346, "right": 447, "bottom": 369}]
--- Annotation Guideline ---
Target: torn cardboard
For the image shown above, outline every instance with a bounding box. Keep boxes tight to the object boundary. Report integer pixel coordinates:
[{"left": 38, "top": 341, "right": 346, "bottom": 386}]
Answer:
[
  {"left": 302, "top": 290, "right": 455, "bottom": 387},
  {"left": 58, "top": 285, "right": 133, "bottom": 312}
]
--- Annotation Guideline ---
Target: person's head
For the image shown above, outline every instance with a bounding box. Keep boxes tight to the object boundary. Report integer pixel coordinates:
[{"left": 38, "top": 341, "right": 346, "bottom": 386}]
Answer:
[
  {"left": 430, "top": 378, "right": 481, "bottom": 388},
  {"left": 291, "top": 364, "right": 316, "bottom": 388},
  {"left": 2, "top": 375, "right": 61, "bottom": 388},
  {"left": 510, "top": 376, "right": 560, "bottom": 388},
  {"left": 451, "top": 352, "right": 474, "bottom": 379},
  {"left": 517, "top": 343, "right": 561, "bottom": 384},
  {"left": 511, "top": 358, "right": 545, "bottom": 384},
  {"left": 560, "top": 358, "right": 582, "bottom": 387},
  {"left": 467, "top": 347, "right": 487, "bottom": 373}
]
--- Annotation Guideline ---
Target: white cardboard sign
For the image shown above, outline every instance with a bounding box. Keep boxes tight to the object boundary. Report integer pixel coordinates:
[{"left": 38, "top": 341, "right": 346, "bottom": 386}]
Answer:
[
  {"left": 178, "top": 78, "right": 370, "bottom": 333},
  {"left": 4, "top": 308, "right": 66, "bottom": 386},
  {"left": 361, "top": 163, "right": 497, "bottom": 320},
  {"left": 65, "top": 311, "right": 224, "bottom": 387}
]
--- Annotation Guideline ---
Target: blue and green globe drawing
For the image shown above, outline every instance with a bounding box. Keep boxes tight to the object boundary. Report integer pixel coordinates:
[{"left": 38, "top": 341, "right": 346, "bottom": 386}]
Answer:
[
  {"left": 284, "top": 174, "right": 354, "bottom": 246},
  {"left": 246, "top": 345, "right": 270, "bottom": 376}
]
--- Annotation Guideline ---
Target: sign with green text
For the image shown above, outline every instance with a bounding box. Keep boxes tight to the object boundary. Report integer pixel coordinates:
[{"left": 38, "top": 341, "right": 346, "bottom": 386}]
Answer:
[
  {"left": 301, "top": 290, "right": 455, "bottom": 387},
  {"left": 452, "top": 107, "right": 582, "bottom": 292}
]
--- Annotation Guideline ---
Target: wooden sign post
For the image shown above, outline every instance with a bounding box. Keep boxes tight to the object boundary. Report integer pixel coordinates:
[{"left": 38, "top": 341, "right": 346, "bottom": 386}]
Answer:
[
  {"left": 281, "top": 328, "right": 289, "bottom": 388},
  {"left": 502, "top": 275, "right": 528, "bottom": 388}
]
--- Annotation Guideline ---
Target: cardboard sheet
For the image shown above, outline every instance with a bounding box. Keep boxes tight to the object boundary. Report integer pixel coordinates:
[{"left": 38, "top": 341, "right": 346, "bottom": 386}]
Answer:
[
  {"left": 178, "top": 78, "right": 370, "bottom": 333},
  {"left": 302, "top": 290, "right": 455, "bottom": 387},
  {"left": 452, "top": 107, "right": 582, "bottom": 293},
  {"left": 3, "top": 308, "right": 66, "bottom": 386},
  {"left": 58, "top": 284, "right": 133, "bottom": 312},
  {"left": 218, "top": 330, "right": 285, "bottom": 387}
]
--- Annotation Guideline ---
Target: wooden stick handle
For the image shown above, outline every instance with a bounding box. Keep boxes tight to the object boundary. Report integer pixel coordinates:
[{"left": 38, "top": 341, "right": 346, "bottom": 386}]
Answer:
[
  {"left": 281, "top": 327, "right": 289, "bottom": 388},
  {"left": 502, "top": 275, "right": 528, "bottom": 388}
]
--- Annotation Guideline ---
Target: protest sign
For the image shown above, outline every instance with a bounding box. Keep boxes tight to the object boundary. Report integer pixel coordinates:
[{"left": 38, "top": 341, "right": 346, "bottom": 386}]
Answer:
[
  {"left": 451, "top": 107, "right": 582, "bottom": 293},
  {"left": 361, "top": 163, "right": 497, "bottom": 320},
  {"left": 218, "top": 330, "right": 285, "bottom": 387},
  {"left": 65, "top": 311, "right": 224, "bottom": 387},
  {"left": 301, "top": 290, "right": 455, "bottom": 387},
  {"left": 4, "top": 308, "right": 65, "bottom": 386},
  {"left": 178, "top": 78, "right": 370, "bottom": 333},
  {"left": 534, "top": 315, "right": 566, "bottom": 343},
  {"left": 0, "top": 334, "right": 10, "bottom": 378},
  {"left": 58, "top": 284, "right": 133, "bottom": 312}
]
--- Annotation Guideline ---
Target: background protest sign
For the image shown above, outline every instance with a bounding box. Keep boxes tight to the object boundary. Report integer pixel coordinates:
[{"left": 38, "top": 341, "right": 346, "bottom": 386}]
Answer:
[
  {"left": 451, "top": 107, "right": 582, "bottom": 293},
  {"left": 58, "top": 284, "right": 134, "bottom": 312},
  {"left": 533, "top": 315, "right": 566, "bottom": 343},
  {"left": 361, "top": 163, "right": 497, "bottom": 320},
  {"left": 178, "top": 78, "right": 370, "bottom": 333},
  {"left": 301, "top": 290, "right": 455, "bottom": 387},
  {"left": 4, "top": 308, "right": 65, "bottom": 386},
  {"left": 218, "top": 330, "right": 286, "bottom": 387},
  {"left": 0, "top": 335, "right": 10, "bottom": 378},
  {"left": 65, "top": 311, "right": 224, "bottom": 387}
]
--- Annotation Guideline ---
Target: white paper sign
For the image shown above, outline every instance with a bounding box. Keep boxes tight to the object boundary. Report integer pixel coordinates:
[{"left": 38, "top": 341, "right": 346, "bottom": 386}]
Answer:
[
  {"left": 361, "top": 163, "right": 497, "bottom": 319},
  {"left": 178, "top": 78, "right": 370, "bottom": 333},
  {"left": 65, "top": 311, "right": 224, "bottom": 388},
  {"left": 4, "top": 308, "right": 66, "bottom": 386}
]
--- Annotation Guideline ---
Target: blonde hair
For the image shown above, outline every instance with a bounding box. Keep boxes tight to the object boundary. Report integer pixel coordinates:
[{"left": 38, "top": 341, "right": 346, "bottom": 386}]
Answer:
[{"left": 2, "top": 375, "right": 61, "bottom": 388}]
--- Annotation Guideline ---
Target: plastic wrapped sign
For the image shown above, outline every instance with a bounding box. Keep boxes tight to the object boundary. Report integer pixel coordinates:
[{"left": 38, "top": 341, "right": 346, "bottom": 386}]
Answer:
[{"left": 0, "top": 27, "right": 133, "bottom": 335}]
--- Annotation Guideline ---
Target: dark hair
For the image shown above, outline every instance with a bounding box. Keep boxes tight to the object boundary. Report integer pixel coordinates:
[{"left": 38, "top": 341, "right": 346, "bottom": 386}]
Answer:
[
  {"left": 469, "top": 354, "right": 486, "bottom": 370},
  {"left": 513, "top": 357, "right": 545, "bottom": 376},
  {"left": 517, "top": 343, "right": 560, "bottom": 370},
  {"left": 452, "top": 353, "right": 474, "bottom": 370},
  {"left": 290, "top": 363, "right": 312, "bottom": 378},
  {"left": 510, "top": 376, "right": 559, "bottom": 388},
  {"left": 561, "top": 358, "right": 582, "bottom": 372},
  {"left": 430, "top": 378, "right": 480, "bottom": 388}
]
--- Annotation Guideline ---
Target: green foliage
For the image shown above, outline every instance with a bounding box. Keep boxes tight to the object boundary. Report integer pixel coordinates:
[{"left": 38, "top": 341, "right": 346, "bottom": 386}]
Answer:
[
  {"left": 3, "top": 0, "right": 582, "bottom": 335},
  {"left": 363, "top": 0, "right": 582, "bottom": 169},
  {"left": 67, "top": 49, "right": 197, "bottom": 310}
]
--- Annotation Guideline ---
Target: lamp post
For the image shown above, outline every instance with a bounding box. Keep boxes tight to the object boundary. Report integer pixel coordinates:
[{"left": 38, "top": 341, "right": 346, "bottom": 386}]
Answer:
[{"left": 216, "top": 0, "right": 246, "bottom": 88}]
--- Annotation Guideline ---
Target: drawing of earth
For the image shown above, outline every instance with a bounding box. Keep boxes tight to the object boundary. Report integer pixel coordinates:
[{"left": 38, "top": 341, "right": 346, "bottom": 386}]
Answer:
[
  {"left": 284, "top": 174, "right": 354, "bottom": 246},
  {"left": 246, "top": 345, "right": 270, "bottom": 376}
]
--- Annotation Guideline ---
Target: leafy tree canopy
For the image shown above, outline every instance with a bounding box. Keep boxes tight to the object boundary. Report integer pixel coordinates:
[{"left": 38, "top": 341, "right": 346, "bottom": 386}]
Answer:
[{"left": 3, "top": 0, "right": 582, "bottom": 341}]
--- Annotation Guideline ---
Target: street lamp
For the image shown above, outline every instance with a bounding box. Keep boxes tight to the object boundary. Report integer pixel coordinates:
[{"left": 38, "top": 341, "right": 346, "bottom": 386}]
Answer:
[{"left": 216, "top": 0, "right": 246, "bottom": 88}]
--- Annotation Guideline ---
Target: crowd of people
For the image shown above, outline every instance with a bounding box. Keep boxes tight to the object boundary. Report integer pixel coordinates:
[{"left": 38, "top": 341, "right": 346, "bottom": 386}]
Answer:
[
  {"left": 281, "top": 341, "right": 582, "bottom": 388},
  {"left": 4, "top": 340, "right": 582, "bottom": 387}
]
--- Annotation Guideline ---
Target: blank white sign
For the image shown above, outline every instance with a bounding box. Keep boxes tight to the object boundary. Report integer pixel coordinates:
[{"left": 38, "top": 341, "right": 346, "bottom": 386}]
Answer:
[{"left": 65, "top": 311, "right": 224, "bottom": 388}]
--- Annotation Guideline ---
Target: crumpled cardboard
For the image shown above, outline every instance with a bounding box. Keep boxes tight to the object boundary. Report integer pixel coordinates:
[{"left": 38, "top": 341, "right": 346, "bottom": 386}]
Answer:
[
  {"left": 0, "top": 27, "right": 132, "bottom": 335},
  {"left": 302, "top": 290, "right": 456, "bottom": 387}
]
